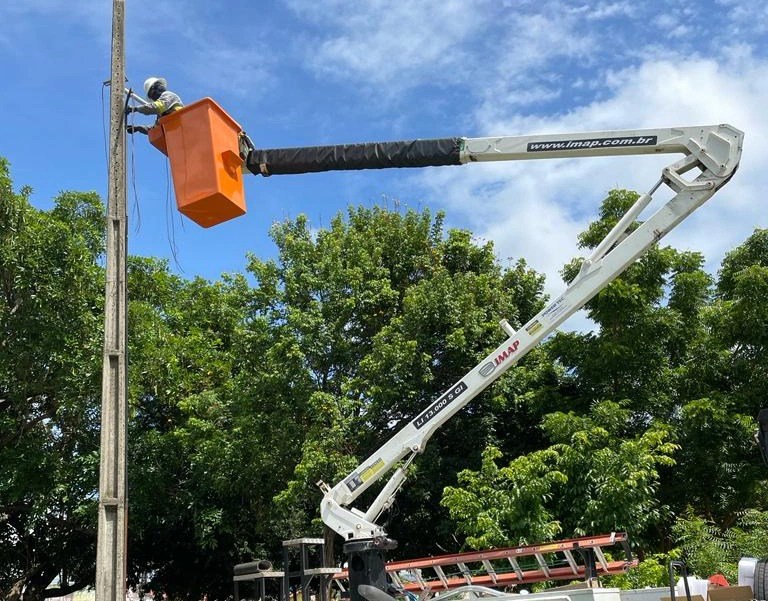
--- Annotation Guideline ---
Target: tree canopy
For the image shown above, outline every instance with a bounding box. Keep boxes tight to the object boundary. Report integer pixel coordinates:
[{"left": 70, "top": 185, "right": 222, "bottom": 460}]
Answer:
[
  {"left": 0, "top": 158, "right": 105, "bottom": 601},
  {"left": 1, "top": 158, "right": 767, "bottom": 600}
]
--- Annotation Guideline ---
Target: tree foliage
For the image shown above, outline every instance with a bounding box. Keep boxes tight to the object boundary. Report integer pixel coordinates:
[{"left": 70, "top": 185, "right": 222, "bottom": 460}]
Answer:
[
  {"left": 442, "top": 400, "right": 677, "bottom": 547},
  {"left": 442, "top": 189, "right": 768, "bottom": 581},
  {"left": 247, "top": 207, "right": 546, "bottom": 557},
  {"left": 4, "top": 166, "right": 768, "bottom": 601},
  {"left": 671, "top": 509, "right": 768, "bottom": 583},
  {"left": 0, "top": 158, "right": 105, "bottom": 601}
]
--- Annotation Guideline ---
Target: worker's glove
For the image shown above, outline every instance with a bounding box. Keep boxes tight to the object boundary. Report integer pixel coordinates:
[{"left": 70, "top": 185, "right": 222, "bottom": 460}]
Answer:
[{"left": 126, "top": 124, "right": 150, "bottom": 135}]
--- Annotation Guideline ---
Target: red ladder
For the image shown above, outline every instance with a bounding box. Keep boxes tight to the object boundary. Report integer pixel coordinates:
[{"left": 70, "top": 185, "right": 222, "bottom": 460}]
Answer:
[{"left": 336, "top": 533, "right": 636, "bottom": 594}]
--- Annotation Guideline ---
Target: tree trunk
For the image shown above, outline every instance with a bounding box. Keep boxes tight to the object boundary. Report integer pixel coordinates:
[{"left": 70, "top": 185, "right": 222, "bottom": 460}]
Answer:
[
  {"left": 3, "top": 564, "right": 50, "bottom": 601},
  {"left": 5, "top": 578, "right": 26, "bottom": 601}
]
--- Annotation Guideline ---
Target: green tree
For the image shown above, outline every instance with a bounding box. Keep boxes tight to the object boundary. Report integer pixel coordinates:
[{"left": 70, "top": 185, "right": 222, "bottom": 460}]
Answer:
[
  {"left": 0, "top": 159, "right": 105, "bottom": 601},
  {"left": 542, "top": 401, "right": 677, "bottom": 538},
  {"left": 125, "top": 259, "right": 278, "bottom": 599},
  {"left": 543, "top": 189, "right": 745, "bottom": 550},
  {"left": 443, "top": 190, "right": 768, "bottom": 560},
  {"left": 97, "top": 205, "right": 548, "bottom": 598},
  {"left": 441, "top": 401, "right": 677, "bottom": 548},
  {"left": 667, "top": 399, "right": 761, "bottom": 522},
  {"left": 709, "top": 228, "right": 768, "bottom": 416},
  {"left": 672, "top": 509, "right": 768, "bottom": 583},
  {"left": 552, "top": 190, "right": 713, "bottom": 420},
  {"left": 441, "top": 444, "right": 567, "bottom": 548},
  {"left": 247, "top": 207, "right": 547, "bottom": 559},
  {"left": 663, "top": 229, "right": 768, "bottom": 552}
]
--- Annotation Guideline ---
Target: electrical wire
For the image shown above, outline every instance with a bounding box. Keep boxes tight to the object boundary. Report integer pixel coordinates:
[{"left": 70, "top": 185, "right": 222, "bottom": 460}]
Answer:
[
  {"left": 128, "top": 131, "right": 142, "bottom": 234},
  {"left": 125, "top": 88, "right": 142, "bottom": 233},
  {"left": 124, "top": 83, "right": 188, "bottom": 270},
  {"left": 104, "top": 78, "right": 188, "bottom": 273},
  {"left": 124, "top": 82, "right": 185, "bottom": 268},
  {"left": 164, "top": 157, "right": 186, "bottom": 273},
  {"left": 101, "top": 81, "right": 142, "bottom": 235},
  {"left": 114, "top": 85, "right": 131, "bottom": 158}
]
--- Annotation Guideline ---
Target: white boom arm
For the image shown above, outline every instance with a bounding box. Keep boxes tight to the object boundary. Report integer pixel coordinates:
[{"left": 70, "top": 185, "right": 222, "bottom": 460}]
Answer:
[{"left": 317, "top": 124, "right": 743, "bottom": 542}]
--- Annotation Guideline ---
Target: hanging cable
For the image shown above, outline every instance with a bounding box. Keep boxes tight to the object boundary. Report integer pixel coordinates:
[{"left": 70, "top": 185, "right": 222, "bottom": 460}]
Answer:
[
  {"left": 106, "top": 84, "right": 131, "bottom": 158},
  {"left": 102, "top": 80, "right": 142, "bottom": 233},
  {"left": 128, "top": 130, "right": 142, "bottom": 234},
  {"left": 164, "top": 157, "right": 185, "bottom": 273},
  {"left": 117, "top": 79, "right": 187, "bottom": 272},
  {"left": 125, "top": 87, "right": 142, "bottom": 233}
]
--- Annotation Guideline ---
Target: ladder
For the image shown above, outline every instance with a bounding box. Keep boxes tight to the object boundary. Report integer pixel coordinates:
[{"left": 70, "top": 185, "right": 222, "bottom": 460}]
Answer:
[{"left": 335, "top": 533, "right": 636, "bottom": 594}]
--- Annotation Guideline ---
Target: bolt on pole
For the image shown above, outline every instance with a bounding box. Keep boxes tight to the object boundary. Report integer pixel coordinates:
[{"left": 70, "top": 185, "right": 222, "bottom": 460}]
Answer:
[{"left": 95, "top": 1, "right": 128, "bottom": 601}]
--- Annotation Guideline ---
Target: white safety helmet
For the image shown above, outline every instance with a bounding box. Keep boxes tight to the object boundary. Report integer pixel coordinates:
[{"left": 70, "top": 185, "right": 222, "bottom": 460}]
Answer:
[{"left": 143, "top": 77, "right": 167, "bottom": 96}]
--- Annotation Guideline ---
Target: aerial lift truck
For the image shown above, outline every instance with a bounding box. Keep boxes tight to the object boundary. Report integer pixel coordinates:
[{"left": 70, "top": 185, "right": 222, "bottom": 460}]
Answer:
[{"left": 134, "top": 96, "right": 743, "bottom": 601}]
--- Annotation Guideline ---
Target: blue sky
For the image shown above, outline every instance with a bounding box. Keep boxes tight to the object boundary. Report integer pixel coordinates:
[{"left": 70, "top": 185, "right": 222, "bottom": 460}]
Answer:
[{"left": 2, "top": 0, "right": 767, "bottom": 315}]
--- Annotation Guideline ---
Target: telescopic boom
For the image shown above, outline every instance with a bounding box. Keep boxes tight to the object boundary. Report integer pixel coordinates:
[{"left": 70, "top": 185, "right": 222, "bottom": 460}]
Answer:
[{"left": 309, "top": 124, "right": 743, "bottom": 542}]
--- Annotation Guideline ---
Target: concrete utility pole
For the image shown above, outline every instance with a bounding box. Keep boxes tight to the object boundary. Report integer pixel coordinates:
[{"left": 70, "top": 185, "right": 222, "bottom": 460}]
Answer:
[{"left": 95, "top": 1, "right": 128, "bottom": 601}]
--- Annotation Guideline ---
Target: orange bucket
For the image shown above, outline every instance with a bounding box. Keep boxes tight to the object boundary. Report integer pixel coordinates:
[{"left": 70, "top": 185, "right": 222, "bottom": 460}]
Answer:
[{"left": 149, "top": 98, "right": 246, "bottom": 228}]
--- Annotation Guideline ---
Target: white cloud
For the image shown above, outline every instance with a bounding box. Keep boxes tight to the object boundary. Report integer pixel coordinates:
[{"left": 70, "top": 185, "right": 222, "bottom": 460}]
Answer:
[
  {"left": 288, "top": 0, "right": 489, "bottom": 88},
  {"left": 5, "top": 0, "right": 764, "bottom": 330},
  {"left": 409, "top": 52, "right": 768, "bottom": 308},
  {"left": 0, "top": 0, "right": 110, "bottom": 48},
  {"left": 286, "top": 0, "right": 598, "bottom": 105},
  {"left": 580, "top": 1, "right": 637, "bottom": 20},
  {"left": 120, "top": 2, "right": 277, "bottom": 101},
  {"left": 717, "top": 0, "right": 768, "bottom": 36}
]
